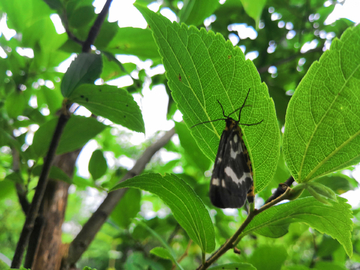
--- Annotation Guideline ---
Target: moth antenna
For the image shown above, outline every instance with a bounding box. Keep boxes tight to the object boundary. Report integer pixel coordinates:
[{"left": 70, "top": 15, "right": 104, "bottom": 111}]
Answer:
[
  {"left": 217, "top": 100, "right": 227, "bottom": 118},
  {"left": 239, "top": 119, "right": 264, "bottom": 126},
  {"left": 238, "top": 88, "right": 252, "bottom": 123},
  {"left": 191, "top": 118, "right": 226, "bottom": 129}
]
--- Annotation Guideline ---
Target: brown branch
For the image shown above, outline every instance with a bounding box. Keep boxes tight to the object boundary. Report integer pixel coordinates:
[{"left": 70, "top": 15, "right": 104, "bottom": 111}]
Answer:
[
  {"left": 265, "top": 176, "right": 294, "bottom": 204},
  {"left": 11, "top": 112, "right": 70, "bottom": 269},
  {"left": 82, "top": 0, "right": 113, "bottom": 53},
  {"left": 64, "top": 128, "right": 176, "bottom": 266}
]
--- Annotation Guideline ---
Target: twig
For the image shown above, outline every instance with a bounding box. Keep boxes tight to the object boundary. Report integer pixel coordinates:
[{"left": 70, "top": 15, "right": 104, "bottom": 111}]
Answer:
[
  {"left": 197, "top": 187, "right": 292, "bottom": 270},
  {"left": 11, "top": 112, "right": 70, "bottom": 268},
  {"left": 64, "top": 128, "right": 176, "bottom": 266},
  {"left": 265, "top": 176, "right": 294, "bottom": 204},
  {"left": 82, "top": 0, "right": 113, "bottom": 53}
]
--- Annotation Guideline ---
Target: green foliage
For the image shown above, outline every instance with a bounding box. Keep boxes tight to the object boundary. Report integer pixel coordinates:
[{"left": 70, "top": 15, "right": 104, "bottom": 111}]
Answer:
[
  {"left": 32, "top": 116, "right": 106, "bottom": 157},
  {"left": 243, "top": 197, "right": 353, "bottom": 256},
  {"left": 283, "top": 25, "right": 360, "bottom": 183},
  {"left": 110, "top": 189, "right": 141, "bottom": 229},
  {"left": 111, "top": 173, "right": 215, "bottom": 253},
  {"left": 69, "top": 84, "right": 145, "bottom": 133},
  {"left": 208, "top": 263, "right": 256, "bottom": 269},
  {"left": 61, "top": 53, "right": 102, "bottom": 97},
  {"left": 248, "top": 245, "right": 287, "bottom": 270},
  {"left": 88, "top": 149, "right": 108, "bottom": 181},
  {"left": 1, "top": 0, "right": 359, "bottom": 270},
  {"left": 136, "top": 4, "right": 280, "bottom": 193}
]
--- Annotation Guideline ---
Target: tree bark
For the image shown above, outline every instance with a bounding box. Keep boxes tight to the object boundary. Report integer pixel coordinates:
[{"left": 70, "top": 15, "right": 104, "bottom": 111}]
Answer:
[{"left": 28, "top": 151, "right": 80, "bottom": 270}]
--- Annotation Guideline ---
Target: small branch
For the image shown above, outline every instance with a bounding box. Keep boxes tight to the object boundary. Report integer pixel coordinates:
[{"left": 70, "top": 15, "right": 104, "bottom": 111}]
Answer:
[
  {"left": 265, "top": 176, "right": 294, "bottom": 204},
  {"left": 11, "top": 112, "right": 70, "bottom": 269},
  {"left": 11, "top": 144, "right": 30, "bottom": 214},
  {"left": 64, "top": 128, "right": 175, "bottom": 266},
  {"left": 197, "top": 188, "right": 292, "bottom": 270},
  {"left": 82, "top": 0, "right": 113, "bottom": 53},
  {"left": 15, "top": 183, "right": 30, "bottom": 214}
]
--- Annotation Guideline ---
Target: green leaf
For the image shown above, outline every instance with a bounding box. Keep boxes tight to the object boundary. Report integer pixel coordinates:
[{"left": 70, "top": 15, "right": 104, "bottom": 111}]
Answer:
[
  {"left": 175, "top": 121, "right": 211, "bottom": 172},
  {"left": 68, "top": 5, "right": 95, "bottom": 29},
  {"left": 32, "top": 115, "right": 106, "bottom": 157},
  {"left": 149, "top": 247, "right": 175, "bottom": 262},
  {"left": 305, "top": 182, "right": 338, "bottom": 205},
  {"left": 89, "top": 149, "right": 107, "bottom": 180},
  {"left": 134, "top": 219, "right": 182, "bottom": 270},
  {"left": 135, "top": 5, "right": 280, "bottom": 193},
  {"left": 69, "top": 84, "right": 145, "bottom": 133},
  {"left": 110, "top": 173, "right": 215, "bottom": 253},
  {"left": 314, "top": 261, "right": 347, "bottom": 270},
  {"left": 283, "top": 25, "right": 360, "bottom": 183},
  {"left": 248, "top": 245, "right": 287, "bottom": 270},
  {"left": 110, "top": 189, "right": 141, "bottom": 229},
  {"left": 107, "top": 27, "right": 160, "bottom": 59},
  {"left": 61, "top": 53, "right": 102, "bottom": 97},
  {"left": 0, "top": 180, "right": 15, "bottom": 201},
  {"left": 240, "top": 0, "right": 266, "bottom": 26},
  {"left": 124, "top": 251, "right": 165, "bottom": 270},
  {"left": 208, "top": 263, "right": 256, "bottom": 270},
  {"left": 94, "top": 21, "right": 119, "bottom": 49},
  {"left": 4, "top": 172, "right": 24, "bottom": 183},
  {"left": 100, "top": 52, "right": 137, "bottom": 81},
  {"left": 179, "top": 0, "right": 220, "bottom": 26},
  {"left": 243, "top": 197, "right": 353, "bottom": 257},
  {"left": 315, "top": 174, "right": 358, "bottom": 194},
  {"left": 5, "top": 91, "right": 26, "bottom": 118}
]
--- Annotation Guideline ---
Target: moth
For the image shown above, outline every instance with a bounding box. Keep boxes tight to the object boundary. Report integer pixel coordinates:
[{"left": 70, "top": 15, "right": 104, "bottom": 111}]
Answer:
[{"left": 193, "top": 89, "right": 263, "bottom": 208}]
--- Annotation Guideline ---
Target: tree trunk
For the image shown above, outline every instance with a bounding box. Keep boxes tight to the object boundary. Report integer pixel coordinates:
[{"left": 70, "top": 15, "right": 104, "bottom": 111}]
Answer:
[{"left": 27, "top": 151, "right": 80, "bottom": 270}]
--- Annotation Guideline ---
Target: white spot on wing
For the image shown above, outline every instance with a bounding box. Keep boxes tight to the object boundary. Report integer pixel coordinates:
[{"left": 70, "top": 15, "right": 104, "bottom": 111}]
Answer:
[
  {"left": 230, "top": 141, "right": 240, "bottom": 159},
  {"left": 221, "top": 180, "right": 226, "bottom": 187},
  {"left": 234, "top": 135, "right": 238, "bottom": 143},
  {"left": 224, "top": 166, "right": 250, "bottom": 185},
  {"left": 212, "top": 178, "right": 220, "bottom": 186}
]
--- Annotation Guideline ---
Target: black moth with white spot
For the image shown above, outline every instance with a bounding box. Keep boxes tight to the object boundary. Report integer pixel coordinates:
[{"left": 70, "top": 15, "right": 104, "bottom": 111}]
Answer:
[{"left": 193, "top": 88, "right": 263, "bottom": 208}]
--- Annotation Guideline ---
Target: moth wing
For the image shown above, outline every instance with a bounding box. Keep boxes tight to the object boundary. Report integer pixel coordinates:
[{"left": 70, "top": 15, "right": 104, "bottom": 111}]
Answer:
[{"left": 210, "top": 127, "right": 253, "bottom": 208}]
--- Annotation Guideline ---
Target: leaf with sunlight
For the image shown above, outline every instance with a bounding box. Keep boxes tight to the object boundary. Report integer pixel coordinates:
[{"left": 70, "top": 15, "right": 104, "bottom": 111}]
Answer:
[
  {"left": 283, "top": 24, "right": 360, "bottom": 182},
  {"left": 135, "top": 4, "right": 280, "bottom": 193},
  {"left": 110, "top": 173, "right": 215, "bottom": 253},
  {"left": 69, "top": 84, "right": 145, "bottom": 133},
  {"left": 242, "top": 197, "right": 353, "bottom": 257}
]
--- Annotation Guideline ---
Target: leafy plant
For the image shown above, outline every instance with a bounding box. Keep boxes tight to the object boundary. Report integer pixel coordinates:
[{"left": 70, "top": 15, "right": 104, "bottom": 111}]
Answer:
[{"left": 0, "top": 0, "right": 359, "bottom": 270}]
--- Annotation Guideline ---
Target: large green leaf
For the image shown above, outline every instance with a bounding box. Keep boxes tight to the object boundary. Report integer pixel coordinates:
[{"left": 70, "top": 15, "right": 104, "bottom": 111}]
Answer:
[
  {"left": 61, "top": 53, "right": 102, "bottom": 97},
  {"left": 283, "top": 25, "right": 360, "bottom": 182},
  {"left": 32, "top": 115, "right": 106, "bottom": 157},
  {"left": 243, "top": 197, "right": 353, "bottom": 257},
  {"left": 135, "top": 5, "right": 280, "bottom": 193},
  {"left": 69, "top": 84, "right": 145, "bottom": 133},
  {"left": 110, "top": 173, "right": 215, "bottom": 253}
]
